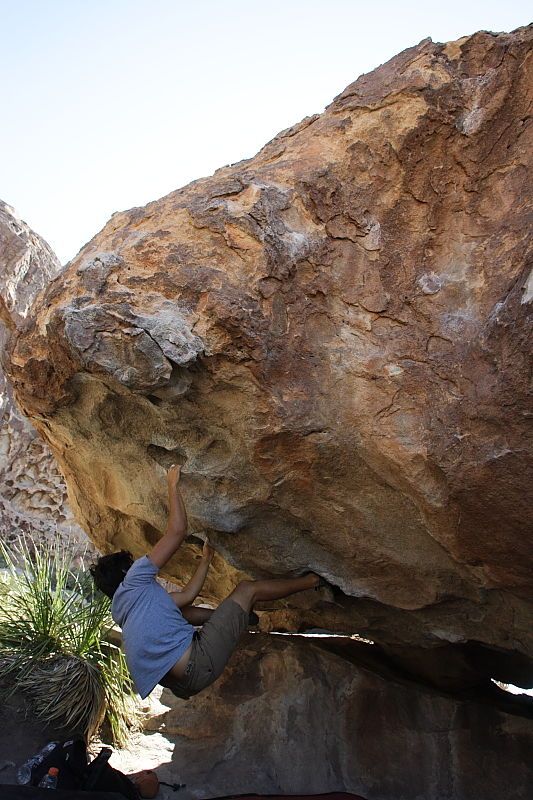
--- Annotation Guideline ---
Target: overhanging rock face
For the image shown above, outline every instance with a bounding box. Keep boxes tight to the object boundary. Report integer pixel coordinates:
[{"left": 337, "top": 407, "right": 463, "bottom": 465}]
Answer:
[{"left": 4, "top": 28, "right": 533, "bottom": 683}]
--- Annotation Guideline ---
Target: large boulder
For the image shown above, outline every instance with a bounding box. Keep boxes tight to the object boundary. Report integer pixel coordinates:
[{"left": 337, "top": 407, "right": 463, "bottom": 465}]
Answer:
[
  {"left": 133, "top": 635, "right": 533, "bottom": 800},
  {"left": 3, "top": 28, "right": 533, "bottom": 686},
  {"left": 0, "top": 201, "right": 88, "bottom": 552}
]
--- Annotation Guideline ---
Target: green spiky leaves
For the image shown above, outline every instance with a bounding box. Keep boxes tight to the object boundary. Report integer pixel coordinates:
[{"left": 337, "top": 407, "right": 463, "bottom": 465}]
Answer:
[{"left": 0, "top": 536, "right": 141, "bottom": 745}]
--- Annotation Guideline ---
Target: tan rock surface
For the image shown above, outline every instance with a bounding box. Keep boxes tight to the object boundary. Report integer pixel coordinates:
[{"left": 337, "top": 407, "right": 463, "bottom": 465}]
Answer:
[
  {"left": 130, "top": 636, "right": 533, "bottom": 799},
  {"left": 3, "top": 29, "right": 533, "bottom": 679},
  {"left": 0, "top": 201, "right": 88, "bottom": 552}
]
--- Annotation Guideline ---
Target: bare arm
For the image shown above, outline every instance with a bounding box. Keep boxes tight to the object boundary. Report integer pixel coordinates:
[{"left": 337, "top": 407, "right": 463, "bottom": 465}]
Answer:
[
  {"left": 170, "top": 543, "right": 214, "bottom": 607},
  {"left": 149, "top": 465, "right": 188, "bottom": 570}
]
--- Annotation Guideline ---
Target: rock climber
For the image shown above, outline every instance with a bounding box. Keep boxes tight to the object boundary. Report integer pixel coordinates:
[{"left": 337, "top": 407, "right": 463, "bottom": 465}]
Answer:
[{"left": 90, "top": 464, "right": 321, "bottom": 699}]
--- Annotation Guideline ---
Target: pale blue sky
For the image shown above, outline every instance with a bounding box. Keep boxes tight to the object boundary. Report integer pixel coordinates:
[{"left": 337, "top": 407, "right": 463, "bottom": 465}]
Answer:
[{"left": 1, "top": 0, "right": 530, "bottom": 264}]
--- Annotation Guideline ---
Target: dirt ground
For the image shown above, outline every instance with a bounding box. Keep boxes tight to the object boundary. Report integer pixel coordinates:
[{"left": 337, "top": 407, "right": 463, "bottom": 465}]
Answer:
[{"left": 0, "top": 687, "right": 197, "bottom": 799}]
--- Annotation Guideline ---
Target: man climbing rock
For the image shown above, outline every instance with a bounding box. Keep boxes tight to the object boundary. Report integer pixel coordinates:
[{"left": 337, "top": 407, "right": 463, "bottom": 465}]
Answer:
[{"left": 90, "top": 464, "right": 320, "bottom": 699}]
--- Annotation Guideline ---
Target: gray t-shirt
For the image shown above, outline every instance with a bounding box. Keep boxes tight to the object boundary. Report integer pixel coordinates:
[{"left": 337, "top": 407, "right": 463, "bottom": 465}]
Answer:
[{"left": 111, "top": 555, "right": 194, "bottom": 699}]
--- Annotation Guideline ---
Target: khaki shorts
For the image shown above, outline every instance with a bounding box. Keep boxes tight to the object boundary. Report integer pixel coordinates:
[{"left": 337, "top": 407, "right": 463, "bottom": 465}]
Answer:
[{"left": 160, "top": 598, "right": 249, "bottom": 699}]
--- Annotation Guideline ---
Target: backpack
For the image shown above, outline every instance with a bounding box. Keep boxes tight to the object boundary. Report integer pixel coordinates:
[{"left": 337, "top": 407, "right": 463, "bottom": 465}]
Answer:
[{"left": 21, "top": 738, "right": 140, "bottom": 798}]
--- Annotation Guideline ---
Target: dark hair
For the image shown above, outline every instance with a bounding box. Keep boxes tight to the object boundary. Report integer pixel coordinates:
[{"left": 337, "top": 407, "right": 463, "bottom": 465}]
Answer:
[{"left": 89, "top": 550, "right": 134, "bottom": 599}]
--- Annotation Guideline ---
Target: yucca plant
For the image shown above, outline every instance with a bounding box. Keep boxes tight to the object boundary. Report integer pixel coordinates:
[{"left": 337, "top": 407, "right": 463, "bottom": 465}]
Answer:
[{"left": 0, "top": 535, "right": 141, "bottom": 745}]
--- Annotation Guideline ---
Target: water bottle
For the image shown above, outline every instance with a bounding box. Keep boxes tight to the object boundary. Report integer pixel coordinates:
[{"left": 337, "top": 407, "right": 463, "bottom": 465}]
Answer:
[
  {"left": 38, "top": 767, "right": 59, "bottom": 788},
  {"left": 17, "top": 741, "right": 58, "bottom": 784}
]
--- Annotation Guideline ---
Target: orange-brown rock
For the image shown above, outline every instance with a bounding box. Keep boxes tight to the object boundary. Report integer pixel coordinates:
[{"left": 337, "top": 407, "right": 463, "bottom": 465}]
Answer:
[{"left": 3, "top": 29, "right": 533, "bottom": 682}]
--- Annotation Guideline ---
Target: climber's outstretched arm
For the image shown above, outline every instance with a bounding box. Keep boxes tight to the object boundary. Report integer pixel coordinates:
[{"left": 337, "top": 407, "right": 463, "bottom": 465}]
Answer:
[{"left": 149, "top": 465, "right": 188, "bottom": 569}]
